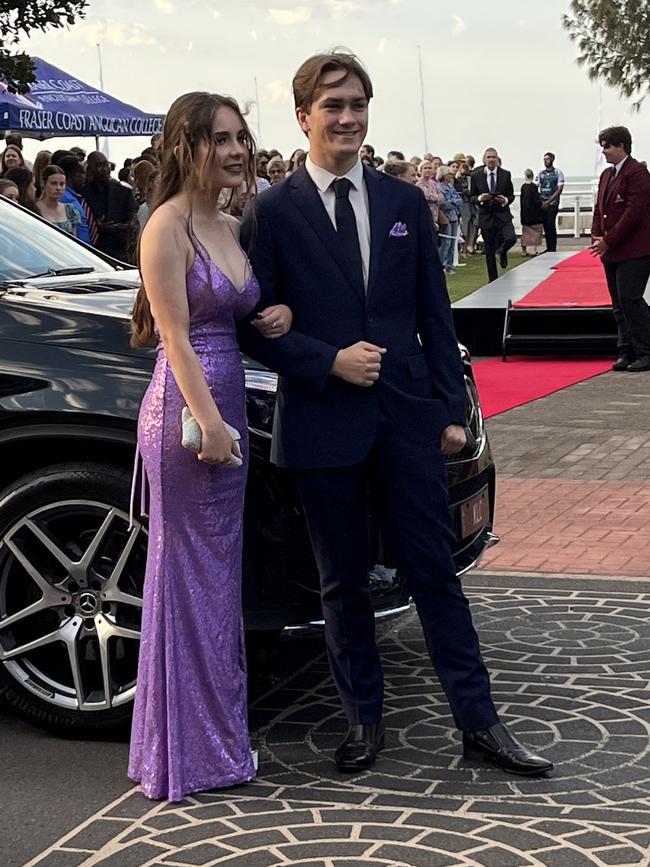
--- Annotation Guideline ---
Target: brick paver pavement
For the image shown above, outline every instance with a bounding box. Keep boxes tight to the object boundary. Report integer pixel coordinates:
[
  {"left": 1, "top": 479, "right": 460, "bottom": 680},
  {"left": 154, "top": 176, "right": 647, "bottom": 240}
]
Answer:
[
  {"left": 480, "top": 479, "right": 650, "bottom": 575},
  {"left": 22, "top": 578, "right": 650, "bottom": 867},
  {"left": 478, "top": 369, "right": 650, "bottom": 578}
]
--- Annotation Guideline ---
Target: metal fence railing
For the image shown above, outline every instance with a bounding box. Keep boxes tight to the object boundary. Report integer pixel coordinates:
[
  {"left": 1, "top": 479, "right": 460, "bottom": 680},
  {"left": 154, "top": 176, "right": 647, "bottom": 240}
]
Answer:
[{"left": 511, "top": 181, "right": 598, "bottom": 238}]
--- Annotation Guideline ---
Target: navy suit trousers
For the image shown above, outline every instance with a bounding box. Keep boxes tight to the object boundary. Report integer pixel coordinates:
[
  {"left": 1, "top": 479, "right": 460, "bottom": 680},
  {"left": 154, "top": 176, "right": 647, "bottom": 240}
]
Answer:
[{"left": 296, "top": 407, "right": 498, "bottom": 732}]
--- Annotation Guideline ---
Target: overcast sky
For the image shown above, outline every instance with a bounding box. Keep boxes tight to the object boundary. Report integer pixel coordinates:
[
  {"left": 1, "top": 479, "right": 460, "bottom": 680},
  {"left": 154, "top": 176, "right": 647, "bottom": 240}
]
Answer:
[{"left": 18, "top": 0, "right": 650, "bottom": 178}]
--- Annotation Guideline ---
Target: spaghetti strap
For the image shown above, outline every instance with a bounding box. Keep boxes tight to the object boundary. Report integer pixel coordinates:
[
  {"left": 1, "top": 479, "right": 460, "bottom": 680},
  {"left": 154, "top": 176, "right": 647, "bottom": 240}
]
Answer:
[
  {"left": 162, "top": 201, "right": 190, "bottom": 223},
  {"left": 159, "top": 202, "right": 212, "bottom": 276},
  {"left": 156, "top": 202, "right": 251, "bottom": 291},
  {"left": 128, "top": 445, "right": 148, "bottom": 530}
]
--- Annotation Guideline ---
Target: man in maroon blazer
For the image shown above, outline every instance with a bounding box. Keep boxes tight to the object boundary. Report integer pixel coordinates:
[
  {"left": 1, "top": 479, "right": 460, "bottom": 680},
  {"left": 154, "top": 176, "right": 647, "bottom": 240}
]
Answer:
[{"left": 591, "top": 126, "right": 650, "bottom": 371}]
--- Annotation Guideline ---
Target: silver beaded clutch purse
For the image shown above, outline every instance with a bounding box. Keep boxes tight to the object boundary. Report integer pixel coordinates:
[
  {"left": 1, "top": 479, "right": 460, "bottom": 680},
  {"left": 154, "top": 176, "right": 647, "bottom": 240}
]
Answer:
[
  {"left": 181, "top": 406, "right": 242, "bottom": 467},
  {"left": 181, "top": 406, "right": 202, "bottom": 453}
]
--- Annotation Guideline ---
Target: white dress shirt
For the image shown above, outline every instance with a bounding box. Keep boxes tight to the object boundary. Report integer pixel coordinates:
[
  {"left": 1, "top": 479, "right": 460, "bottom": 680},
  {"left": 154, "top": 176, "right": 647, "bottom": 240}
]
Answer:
[
  {"left": 305, "top": 155, "right": 371, "bottom": 289},
  {"left": 614, "top": 155, "right": 629, "bottom": 176},
  {"left": 484, "top": 165, "right": 498, "bottom": 190},
  {"left": 484, "top": 165, "right": 509, "bottom": 207}
]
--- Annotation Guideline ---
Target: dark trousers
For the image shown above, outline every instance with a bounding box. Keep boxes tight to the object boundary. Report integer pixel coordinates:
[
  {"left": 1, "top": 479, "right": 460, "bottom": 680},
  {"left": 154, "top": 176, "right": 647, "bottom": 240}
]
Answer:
[
  {"left": 481, "top": 222, "right": 516, "bottom": 283},
  {"left": 460, "top": 203, "right": 478, "bottom": 251},
  {"left": 603, "top": 255, "right": 650, "bottom": 358},
  {"left": 296, "top": 408, "right": 498, "bottom": 732},
  {"left": 542, "top": 202, "right": 559, "bottom": 252},
  {"left": 466, "top": 204, "right": 479, "bottom": 251}
]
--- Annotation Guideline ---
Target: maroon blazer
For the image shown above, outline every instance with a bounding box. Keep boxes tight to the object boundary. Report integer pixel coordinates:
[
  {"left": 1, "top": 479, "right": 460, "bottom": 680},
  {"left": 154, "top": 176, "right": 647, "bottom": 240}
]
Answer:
[{"left": 592, "top": 156, "right": 650, "bottom": 262}]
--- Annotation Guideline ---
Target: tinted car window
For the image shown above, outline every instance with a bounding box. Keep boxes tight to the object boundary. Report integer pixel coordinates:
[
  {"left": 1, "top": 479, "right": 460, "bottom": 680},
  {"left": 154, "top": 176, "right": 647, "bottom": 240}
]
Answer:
[{"left": 0, "top": 199, "right": 115, "bottom": 281}]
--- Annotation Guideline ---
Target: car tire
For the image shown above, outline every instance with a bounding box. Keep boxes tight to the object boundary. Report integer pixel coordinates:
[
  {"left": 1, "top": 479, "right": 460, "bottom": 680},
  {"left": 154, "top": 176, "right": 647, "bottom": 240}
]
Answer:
[{"left": 0, "top": 462, "right": 147, "bottom": 738}]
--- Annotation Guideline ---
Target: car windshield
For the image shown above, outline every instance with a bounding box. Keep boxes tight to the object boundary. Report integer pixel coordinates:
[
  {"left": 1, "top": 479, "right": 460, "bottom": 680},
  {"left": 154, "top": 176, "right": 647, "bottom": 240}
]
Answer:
[{"left": 0, "top": 199, "right": 115, "bottom": 282}]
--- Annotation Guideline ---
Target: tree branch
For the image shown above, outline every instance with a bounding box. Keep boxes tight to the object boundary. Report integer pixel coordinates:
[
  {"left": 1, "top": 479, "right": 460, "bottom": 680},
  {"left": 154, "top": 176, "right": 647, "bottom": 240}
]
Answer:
[{"left": 0, "top": 1, "right": 88, "bottom": 90}]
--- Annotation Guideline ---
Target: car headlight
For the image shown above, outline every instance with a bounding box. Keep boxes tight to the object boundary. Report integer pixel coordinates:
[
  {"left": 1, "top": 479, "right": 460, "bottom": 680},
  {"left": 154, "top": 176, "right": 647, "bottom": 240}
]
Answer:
[
  {"left": 464, "top": 375, "right": 484, "bottom": 443},
  {"left": 245, "top": 370, "right": 278, "bottom": 393}
]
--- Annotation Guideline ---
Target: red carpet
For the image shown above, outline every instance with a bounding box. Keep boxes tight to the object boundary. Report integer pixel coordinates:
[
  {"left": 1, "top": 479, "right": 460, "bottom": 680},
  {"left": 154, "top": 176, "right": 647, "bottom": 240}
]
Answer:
[
  {"left": 472, "top": 356, "right": 612, "bottom": 419},
  {"left": 551, "top": 248, "right": 600, "bottom": 270},
  {"left": 513, "top": 249, "right": 611, "bottom": 308}
]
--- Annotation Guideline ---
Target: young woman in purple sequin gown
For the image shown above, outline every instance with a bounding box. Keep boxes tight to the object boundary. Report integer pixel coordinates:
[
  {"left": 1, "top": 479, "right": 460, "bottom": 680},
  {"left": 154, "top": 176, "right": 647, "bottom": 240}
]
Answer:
[{"left": 128, "top": 93, "right": 291, "bottom": 802}]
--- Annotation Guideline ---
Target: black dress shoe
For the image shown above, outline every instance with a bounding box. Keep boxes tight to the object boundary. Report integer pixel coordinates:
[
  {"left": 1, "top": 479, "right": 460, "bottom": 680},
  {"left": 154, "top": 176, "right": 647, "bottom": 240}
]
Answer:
[
  {"left": 463, "top": 722, "right": 553, "bottom": 776},
  {"left": 335, "top": 721, "right": 385, "bottom": 772},
  {"left": 627, "top": 356, "right": 650, "bottom": 372},
  {"left": 500, "top": 251, "right": 508, "bottom": 269},
  {"left": 612, "top": 355, "right": 634, "bottom": 371}
]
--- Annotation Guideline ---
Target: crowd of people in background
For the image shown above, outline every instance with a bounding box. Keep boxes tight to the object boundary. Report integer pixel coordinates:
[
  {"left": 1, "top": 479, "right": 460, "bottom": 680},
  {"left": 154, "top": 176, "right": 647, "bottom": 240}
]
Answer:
[
  {"left": 251, "top": 144, "right": 565, "bottom": 281},
  {"left": 0, "top": 129, "right": 565, "bottom": 283},
  {"left": 0, "top": 130, "right": 161, "bottom": 262}
]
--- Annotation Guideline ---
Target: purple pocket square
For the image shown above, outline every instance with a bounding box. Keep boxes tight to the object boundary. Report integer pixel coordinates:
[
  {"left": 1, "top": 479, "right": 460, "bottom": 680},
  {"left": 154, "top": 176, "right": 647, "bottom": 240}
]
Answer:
[{"left": 389, "top": 221, "right": 408, "bottom": 238}]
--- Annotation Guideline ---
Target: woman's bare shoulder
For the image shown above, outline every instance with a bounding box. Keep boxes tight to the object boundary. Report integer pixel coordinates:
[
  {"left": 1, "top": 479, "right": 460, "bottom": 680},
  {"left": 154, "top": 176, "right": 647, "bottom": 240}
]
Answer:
[{"left": 142, "top": 201, "right": 191, "bottom": 246}]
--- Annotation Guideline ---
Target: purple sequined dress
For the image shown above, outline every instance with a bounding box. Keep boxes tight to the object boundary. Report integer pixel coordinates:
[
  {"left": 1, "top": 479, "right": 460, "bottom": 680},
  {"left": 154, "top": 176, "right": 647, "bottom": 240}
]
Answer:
[{"left": 128, "top": 242, "right": 259, "bottom": 801}]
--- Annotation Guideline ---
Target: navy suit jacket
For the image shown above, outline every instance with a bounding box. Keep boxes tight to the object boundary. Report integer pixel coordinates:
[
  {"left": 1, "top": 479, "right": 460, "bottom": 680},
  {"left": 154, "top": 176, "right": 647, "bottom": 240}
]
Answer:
[{"left": 238, "top": 165, "right": 466, "bottom": 469}]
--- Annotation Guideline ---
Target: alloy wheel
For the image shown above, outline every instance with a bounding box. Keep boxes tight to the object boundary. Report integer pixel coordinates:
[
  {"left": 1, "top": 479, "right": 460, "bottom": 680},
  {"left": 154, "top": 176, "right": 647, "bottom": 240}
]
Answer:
[{"left": 0, "top": 499, "right": 147, "bottom": 712}]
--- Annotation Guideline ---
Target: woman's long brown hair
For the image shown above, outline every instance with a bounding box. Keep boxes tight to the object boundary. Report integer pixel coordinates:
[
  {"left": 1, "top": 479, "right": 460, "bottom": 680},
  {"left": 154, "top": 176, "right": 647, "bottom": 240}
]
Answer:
[{"left": 130, "top": 92, "right": 257, "bottom": 347}]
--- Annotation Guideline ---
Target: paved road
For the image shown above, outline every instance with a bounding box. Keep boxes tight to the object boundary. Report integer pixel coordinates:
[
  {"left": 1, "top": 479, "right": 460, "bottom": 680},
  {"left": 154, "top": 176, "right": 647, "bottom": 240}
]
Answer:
[
  {"left": 0, "top": 710, "right": 131, "bottom": 866},
  {"left": 3, "top": 573, "right": 650, "bottom": 867},
  {"left": 0, "top": 636, "right": 324, "bottom": 867}
]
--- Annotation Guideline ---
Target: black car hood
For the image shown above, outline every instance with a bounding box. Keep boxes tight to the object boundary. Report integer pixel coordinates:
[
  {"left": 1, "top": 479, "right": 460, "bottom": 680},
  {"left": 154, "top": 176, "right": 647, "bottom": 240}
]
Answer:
[{"left": 1, "top": 270, "right": 140, "bottom": 320}]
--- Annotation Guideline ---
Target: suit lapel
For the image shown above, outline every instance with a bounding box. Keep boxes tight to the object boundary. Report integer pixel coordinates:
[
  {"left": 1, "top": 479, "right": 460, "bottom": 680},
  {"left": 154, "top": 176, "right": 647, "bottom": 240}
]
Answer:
[
  {"left": 599, "top": 166, "right": 615, "bottom": 210},
  {"left": 599, "top": 174, "right": 607, "bottom": 212},
  {"left": 496, "top": 167, "right": 505, "bottom": 193},
  {"left": 365, "top": 166, "right": 390, "bottom": 301},
  {"left": 605, "top": 158, "right": 631, "bottom": 205},
  {"left": 288, "top": 167, "right": 364, "bottom": 303}
]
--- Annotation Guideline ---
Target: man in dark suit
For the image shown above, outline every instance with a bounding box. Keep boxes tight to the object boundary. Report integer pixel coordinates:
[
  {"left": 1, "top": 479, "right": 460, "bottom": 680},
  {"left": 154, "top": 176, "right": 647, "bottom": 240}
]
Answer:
[
  {"left": 591, "top": 126, "right": 650, "bottom": 371},
  {"left": 470, "top": 149, "right": 516, "bottom": 282},
  {"left": 239, "top": 50, "right": 551, "bottom": 778},
  {"left": 82, "top": 152, "right": 136, "bottom": 263}
]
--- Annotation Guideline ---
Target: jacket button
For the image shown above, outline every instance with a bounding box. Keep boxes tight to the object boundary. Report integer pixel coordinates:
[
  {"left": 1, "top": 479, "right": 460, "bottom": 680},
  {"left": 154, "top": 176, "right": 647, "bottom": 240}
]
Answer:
[{"left": 603, "top": 214, "right": 607, "bottom": 219}]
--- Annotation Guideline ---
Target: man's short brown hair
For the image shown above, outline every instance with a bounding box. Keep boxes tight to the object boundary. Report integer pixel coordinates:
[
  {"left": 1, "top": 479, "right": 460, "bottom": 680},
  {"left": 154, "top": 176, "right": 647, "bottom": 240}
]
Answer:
[
  {"left": 599, "top": 125, "right": 632, "bottom": 154},
  {"left": 292, "top": 49, "right": 373, "bottom": 112},
  {"left": 383, "top": 159, "right": 411, "bottom": 179}
]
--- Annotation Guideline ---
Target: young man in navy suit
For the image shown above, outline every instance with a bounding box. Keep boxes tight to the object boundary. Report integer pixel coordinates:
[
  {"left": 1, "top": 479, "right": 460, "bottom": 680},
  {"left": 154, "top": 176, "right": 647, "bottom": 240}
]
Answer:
[{"left": 239, "top": 50, "right": 552, "bottom": 777}]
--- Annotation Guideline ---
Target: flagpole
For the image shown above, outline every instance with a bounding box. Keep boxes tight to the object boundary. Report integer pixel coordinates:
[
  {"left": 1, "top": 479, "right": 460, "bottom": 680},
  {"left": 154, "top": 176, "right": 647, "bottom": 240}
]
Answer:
[
  {"left": 96, "top": 43, "right": 108, "bottom": 157},
  {"left": 96, "top": 43, "right": 105, "bottom": 90},
  {"left": 417, "top": 45, "right": 428, "bottom": 155},
  {"left": 254, "top": 76, "right": 262, "bottom": 147},
  {"left": 594, "top": 82, "right": 602, "bottom": 178}
]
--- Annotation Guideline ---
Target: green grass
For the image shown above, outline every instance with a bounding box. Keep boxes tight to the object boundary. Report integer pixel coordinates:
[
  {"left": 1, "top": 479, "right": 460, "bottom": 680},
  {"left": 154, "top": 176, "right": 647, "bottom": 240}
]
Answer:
[{"left": 445, "top": 252, "right": 529, "bottom": 303}]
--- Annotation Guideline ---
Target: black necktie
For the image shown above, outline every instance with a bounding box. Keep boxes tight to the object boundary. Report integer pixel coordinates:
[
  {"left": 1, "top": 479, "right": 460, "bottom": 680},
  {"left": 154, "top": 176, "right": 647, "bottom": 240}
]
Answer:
[
  {"left": 489, "top": 171, "right": 496, "bottom": 194},
  {"left": 605, "top": 166, "right": 616, "bottom": 200},
  {"left": 333, "top": 178, "right": 364, "bottom": 293}
]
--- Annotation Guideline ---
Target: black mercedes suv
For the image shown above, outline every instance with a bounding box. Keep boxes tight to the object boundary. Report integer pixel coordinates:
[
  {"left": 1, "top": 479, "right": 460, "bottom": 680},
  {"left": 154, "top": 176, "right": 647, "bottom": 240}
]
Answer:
[{"left": 0, "top": 198, "right": 496, "bottom": 736}]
